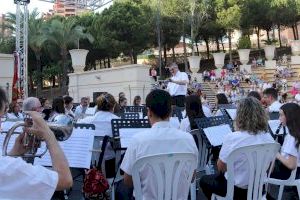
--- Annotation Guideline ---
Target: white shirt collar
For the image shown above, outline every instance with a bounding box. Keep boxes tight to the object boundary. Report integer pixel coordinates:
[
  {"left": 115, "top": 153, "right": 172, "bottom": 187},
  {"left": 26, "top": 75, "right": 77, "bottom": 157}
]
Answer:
[{"left": 152, "top": 121, "right": 171, "bottom": 128}]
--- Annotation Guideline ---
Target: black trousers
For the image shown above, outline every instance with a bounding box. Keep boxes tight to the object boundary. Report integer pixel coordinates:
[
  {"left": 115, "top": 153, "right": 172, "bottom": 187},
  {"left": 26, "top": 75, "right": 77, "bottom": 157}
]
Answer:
[
  {"left": 171, "top": 95, "right": 185, "bottom": 107},
  {"left": 200, "top": 173, "right": 248, "bottom": 200}
]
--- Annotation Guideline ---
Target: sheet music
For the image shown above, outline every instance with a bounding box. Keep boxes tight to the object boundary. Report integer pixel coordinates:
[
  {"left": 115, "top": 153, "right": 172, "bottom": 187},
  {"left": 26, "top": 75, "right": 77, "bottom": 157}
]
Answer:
[
  {"left": 203, "top": 124, "right": 232, "bottom": 146},
  {"left": 226, "top": 109, "right": 237, "bottom": 120},
  {"left": 34, "top": 128, "right": 95, "bottom": 169},
  {"left": 0, "top": 133, "right": 18, "bottom": 155},
  {"left": 1, "top": 121, "right": 23, "bottom": 133},
  {"left": 119, "top": 128, "right": 150, "bottom": 148},
  {"left": 268, "top": 120, "right": 289, "bottom": 135}
]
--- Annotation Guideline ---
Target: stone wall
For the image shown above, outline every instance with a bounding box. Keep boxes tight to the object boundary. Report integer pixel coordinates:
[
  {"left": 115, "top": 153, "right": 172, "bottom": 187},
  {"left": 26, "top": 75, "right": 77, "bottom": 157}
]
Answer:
[
  {"left": 0, "top": 54, "right": 14, "bottom": 101},
  {"left": 68, "top": 64, "right": 153, "bottom": 104}
]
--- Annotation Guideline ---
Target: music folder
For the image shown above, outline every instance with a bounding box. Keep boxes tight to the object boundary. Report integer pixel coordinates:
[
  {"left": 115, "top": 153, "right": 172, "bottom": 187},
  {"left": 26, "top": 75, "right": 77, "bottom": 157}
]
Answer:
[{"left": 203, "top": 124, "right": 232, "bottom": 147}]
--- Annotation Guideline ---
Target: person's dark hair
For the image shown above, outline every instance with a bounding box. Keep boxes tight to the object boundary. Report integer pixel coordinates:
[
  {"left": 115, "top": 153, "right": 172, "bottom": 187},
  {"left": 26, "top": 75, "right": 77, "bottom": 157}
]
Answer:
[
  {"left": 133, "top": 95, "right": 141, "bottom": 106},
  {"left": 281, "top": 103, "right": 300, "bottom": 148},
  {"left": 52, "top": 97, "right": 65, "bottom": 114},
  {"left": 185, "top": 95, "right": 205, "bottom": 129},
  {"left": 63, "top": 96, "right": 73, "bottom": 105},
  {"left": 119, "top": 96, "right": 127, "bottom": 105},
  {"left": 0, "top": 87, "right": 7, "bottom": 112},
  {"left": 247, "top": 91, "right": 261, "bottom": 101},
  {"left": 146, "top": 89, "right": 171, "bottom": 120},
  {"left": 8, "top": 102, "right": 18, "bottom": 114},
  {"left": 263, "top": 87, "right": 278, "bottom": 100},
  {"left": 216, "top": 93, "right": 229, "bottom": 104},
  {"left": 97, "top": 93, "right": 116, "bottom": 112},
  {"left": 39, "top": 97, "right": 47, "bottom": 107}
]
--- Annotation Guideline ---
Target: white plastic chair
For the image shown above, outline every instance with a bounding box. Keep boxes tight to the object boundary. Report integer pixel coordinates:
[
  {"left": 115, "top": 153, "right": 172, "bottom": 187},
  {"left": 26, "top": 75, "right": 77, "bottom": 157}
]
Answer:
[
  {"left": 189, "top": 129, "right": 210, "bottom": 200},
  {"left": 132, "top": 153, "right": 197, "bottom": 200},
  {"left": 211, "top": 143, "right": 280, "bottom": 200},
  {"left": 266, "top": 167, "right": 299, "bottom": 200}
]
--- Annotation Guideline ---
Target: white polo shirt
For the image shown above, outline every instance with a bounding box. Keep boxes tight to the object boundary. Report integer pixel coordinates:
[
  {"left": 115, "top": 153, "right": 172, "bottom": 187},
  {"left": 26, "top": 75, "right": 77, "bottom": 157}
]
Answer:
[
  {"left": 121, "top": 121, "right": 198, "bottom": 200},
  {"left": 219, "top": 131, "right": 274, "bottom": 189},
  {"left": 281, "top": 133, "right": 300, "bottom": 166},
  {"left": 268, "top": 101, "right": 282, "bottom": 112},
  {"left": 0, "top": 156, "right": 58, "bottom": 200},
  {"left": 167, "top": 71, "right": 189, "bottom": 96}
]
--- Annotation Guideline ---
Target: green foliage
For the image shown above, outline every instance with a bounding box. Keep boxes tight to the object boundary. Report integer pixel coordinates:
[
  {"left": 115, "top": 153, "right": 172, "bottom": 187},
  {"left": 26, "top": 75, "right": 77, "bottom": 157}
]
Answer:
[
  {"left": 263, "top": 39, "right": 278, "bottom": 45},
  {"left": 237, "top": 35, "right": 251, "bottom": 49}
]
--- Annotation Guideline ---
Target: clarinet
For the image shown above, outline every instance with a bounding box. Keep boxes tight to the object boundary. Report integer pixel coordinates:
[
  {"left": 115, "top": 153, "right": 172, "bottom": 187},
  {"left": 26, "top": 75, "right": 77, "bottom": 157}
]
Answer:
[{"left": 275, "top": 123, "right": 282, "bottom": 135}]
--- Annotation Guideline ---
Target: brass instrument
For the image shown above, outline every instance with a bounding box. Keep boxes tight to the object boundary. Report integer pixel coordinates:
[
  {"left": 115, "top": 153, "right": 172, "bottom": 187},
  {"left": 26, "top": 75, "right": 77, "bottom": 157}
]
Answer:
[{"left": 2, "top": 114, "right": 73, "bottom": 158}]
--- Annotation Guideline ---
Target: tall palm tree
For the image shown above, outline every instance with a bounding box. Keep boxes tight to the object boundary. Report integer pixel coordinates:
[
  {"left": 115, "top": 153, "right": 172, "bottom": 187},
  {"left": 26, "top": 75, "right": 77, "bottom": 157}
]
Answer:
[
  {"left": 46, "top": 18, "right": 94, "bottom": 94},
  {"left": 28, "top": 9, "right": 47, "bottom": 96}
]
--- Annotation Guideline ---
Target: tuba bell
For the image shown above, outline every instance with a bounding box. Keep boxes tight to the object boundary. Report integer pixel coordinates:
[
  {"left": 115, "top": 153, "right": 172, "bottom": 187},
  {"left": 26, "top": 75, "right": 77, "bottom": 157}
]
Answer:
[{"left": 2, "top": 114, "right": 73, "bottom": 158}]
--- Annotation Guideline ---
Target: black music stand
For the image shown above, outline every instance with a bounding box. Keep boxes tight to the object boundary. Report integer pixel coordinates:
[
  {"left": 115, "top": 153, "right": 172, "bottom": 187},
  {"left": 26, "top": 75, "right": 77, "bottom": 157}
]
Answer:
[
  {"left": 124, "top": 106, "right": 147, "bottom": 118},
  {"left": 73, "top": 123, "right": 95, "bottom": 130},
  {"left": 119, "top": 112, "right": 140, "bottom": 119}
]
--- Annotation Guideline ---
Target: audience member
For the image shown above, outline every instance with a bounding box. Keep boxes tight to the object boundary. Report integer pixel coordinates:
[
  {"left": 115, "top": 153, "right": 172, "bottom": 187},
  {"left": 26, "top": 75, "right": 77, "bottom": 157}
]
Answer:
[
  {"left": 120, "top": 90, "right": 198, "bottom": 199},
  {"left": 200, "top": 97, "right": 274, "bottom": 200},
  {"left": 0, "top": 87, "right": 72, "bottom": 199},
  {"left": 7, "top": 102, "right": 23, "bottom": 120}
]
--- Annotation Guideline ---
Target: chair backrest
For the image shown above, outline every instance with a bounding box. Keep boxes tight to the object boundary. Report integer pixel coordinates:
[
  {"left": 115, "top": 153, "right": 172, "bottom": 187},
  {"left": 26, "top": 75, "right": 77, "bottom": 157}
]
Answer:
[
  {"left": 120, "top": 112, "right": 140, "bottom": 119},
  {"left": 225, "top": 143, "right": 280, "bottom": 200},
  {"left": 132, "top": 153, "right": 197, "bottom": 200},
  {"left": 190, "top": 129, "right": 209, "bottom": 171}
]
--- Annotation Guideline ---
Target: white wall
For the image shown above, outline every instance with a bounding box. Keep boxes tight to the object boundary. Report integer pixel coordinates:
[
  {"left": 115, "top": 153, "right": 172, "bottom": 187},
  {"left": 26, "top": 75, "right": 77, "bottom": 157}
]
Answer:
[
  {"left": 0, "top": 54, "right": 14, "bottom": 101},
  {"left": 68, "top": 64, "right": 153, "bottom": 104}
]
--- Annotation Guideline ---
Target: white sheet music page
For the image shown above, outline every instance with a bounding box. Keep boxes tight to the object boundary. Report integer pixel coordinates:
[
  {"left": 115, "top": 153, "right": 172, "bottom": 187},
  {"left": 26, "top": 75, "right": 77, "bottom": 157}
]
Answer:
[
  {"left": 119, "top": 128, "right": 150, "bottom": 148},
  {"left": 268, "top": 120, "right": 288, "bottom": 135},
  {"left": 34, "top": 128, "right": 95, "bottom": 169},
  {"left": 203, "top": 124, "right": 232, "bottom": 146},
  {"left": 0, "top": 133, "right": 18, "bottom": 155},
  {"left": 226, "top": 109, "right": 237, "bottom": 120}
]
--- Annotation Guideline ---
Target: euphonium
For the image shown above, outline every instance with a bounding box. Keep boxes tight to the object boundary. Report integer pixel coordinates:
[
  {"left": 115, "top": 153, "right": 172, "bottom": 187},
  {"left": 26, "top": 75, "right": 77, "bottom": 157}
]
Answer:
[{"left": 2, "top": 114, "right": 73, "bottom": 158}]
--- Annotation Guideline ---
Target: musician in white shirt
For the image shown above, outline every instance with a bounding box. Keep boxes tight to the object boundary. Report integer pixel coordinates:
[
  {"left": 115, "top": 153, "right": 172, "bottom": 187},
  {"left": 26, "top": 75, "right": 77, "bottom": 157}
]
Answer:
[
  {"left": 167, "top": 63, "right": 189, "bottom": 107},
  {"left": 78, "top": 93, "right": 119, "bottom": 178},
  {"left": 121, "top": 89, "right": 198, "bottom": 200},
  {"left": 263, "top": 88, "right": 282, "bottom": 112},
  {"left": 0, "top": 88, "right": 72, "bottom": 200},
  {"left": 200, "top": 97, "right": 275, "bottom": 200},
  {"left": 74, "top": 96, "right": 89, "bottom": 117},
  {"left": 7, "top": 102, "right": 23, "bottom": 120}
]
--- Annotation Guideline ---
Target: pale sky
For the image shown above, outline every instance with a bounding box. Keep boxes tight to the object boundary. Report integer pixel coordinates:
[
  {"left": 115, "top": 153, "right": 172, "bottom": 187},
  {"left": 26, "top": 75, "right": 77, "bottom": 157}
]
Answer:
[{"left": 0, "top": 0, "right": 112, "bottom": 15}]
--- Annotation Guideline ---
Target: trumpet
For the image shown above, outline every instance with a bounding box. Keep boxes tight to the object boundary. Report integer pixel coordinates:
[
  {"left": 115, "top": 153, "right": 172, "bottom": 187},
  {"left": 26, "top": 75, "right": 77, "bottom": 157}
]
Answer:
[{"left": 2, "top": 114, "right": 73, "bottom": 158}]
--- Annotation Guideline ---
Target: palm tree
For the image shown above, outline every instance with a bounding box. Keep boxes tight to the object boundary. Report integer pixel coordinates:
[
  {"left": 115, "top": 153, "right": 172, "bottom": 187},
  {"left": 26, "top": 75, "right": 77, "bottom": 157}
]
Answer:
[
  {"left": 46, "top": 18, "right": 94, "bottom": 94},
  {"left": 28, "top": 9, "right": 47, "bottom": 96}
]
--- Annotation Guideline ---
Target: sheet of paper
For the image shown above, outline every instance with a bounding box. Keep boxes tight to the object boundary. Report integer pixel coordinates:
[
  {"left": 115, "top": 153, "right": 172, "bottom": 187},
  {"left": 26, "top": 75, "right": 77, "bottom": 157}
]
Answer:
[
  {"left": 0, "top": 133, "right": 18, "bottom": 155},
  {"left": 226, "top": 109, "right": 237, "bottom": 120},
  {"left": 203, "top": 124, "right": 232, "bottom": 147},
  {"left": 268, "top": 120, "right": 289, "bottom": 135},
  {"left": 1, "top": 121, "right": 23, "bottom": 133},
  {"left": 119, "top": 128, "right": 150, "bottom": 148},
  {"left": 34, "top": 128, "right": 95, "bottom": 169}
]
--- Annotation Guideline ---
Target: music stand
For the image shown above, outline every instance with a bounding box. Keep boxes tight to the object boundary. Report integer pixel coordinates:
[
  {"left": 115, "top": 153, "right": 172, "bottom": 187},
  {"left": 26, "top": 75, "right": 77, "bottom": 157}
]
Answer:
[
  {"left": 74, "top": 123, "right": 96, "bottom": 130},
  {"left": 124, "top": 106, "right": 147, "bottom": 118},
  {"left": 119, "top": 112, "right": 140, "bottom": 119}
]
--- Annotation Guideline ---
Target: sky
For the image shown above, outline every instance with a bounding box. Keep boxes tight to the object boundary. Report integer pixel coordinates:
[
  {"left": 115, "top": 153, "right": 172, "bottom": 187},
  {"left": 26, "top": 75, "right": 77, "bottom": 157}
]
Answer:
[{"left": 0, "top": 0, "right": 112, "bottom": 15}]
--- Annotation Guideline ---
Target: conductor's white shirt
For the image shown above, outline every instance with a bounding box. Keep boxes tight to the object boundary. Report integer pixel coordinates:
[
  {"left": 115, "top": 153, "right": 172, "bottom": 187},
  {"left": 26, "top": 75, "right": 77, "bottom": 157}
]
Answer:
[
  {"left": 167, "top": 71, "right": 189, "bottom": 96},
  {"left": 121, "top": 121, "right": 198, "bottom": 200},
  {"left": 0, "top": 156, "right": 58, "bottom": 200}
]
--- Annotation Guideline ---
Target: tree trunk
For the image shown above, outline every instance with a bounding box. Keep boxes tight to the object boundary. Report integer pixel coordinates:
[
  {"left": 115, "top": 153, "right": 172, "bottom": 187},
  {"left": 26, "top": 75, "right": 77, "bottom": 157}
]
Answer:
[
  {"left": 204, "top": 38, "right": 210, "bottom": 59},
  {"left": 295, "top": 23, "right": 299, "bottom": 40},
  {"left": 266, "top": 31, "right": 270, "bottom": 41},
  {"left": 292, "top": 25, "right": 297, "bottom": 40},
  {"left": 108, "top": 57, "right": 111, "bottom": 68},
  {"left": 52, "top": 76, "right": 55, "bottom": 87},
  {"left": 172, "top": 47, "right": 175, "bottom": 62},
  {"left": 163, "top": 45, "right": 167, "bottom": 67},
  {"left": 221, "top": 40, "right": 225, "bottom": 52},
  {"left": 35, "top": 52, "right": 42, "bottom": 96},
  {"left": 216, "top": 37, "right": 220, "bottom": 52},
  {"left": 195, "top": 41, "right": 199, "bottom": 56},
  {"left": 228, "top": 30, "right": 232, "bottom": 64},
  {"left": 256, "top": 28, "right": 260, "bottom": 49},
  {"left": 278, "top": 24, "right": 282, "bottom": 47},
  {"left": 61, "top": 49, "right": 68, "bottom": 95},
  {"left": 183, "top": 34, "right": 188, "bottom": 72},
  {"left": 133, "top": 52, "right": 137, "bottom": 64}
]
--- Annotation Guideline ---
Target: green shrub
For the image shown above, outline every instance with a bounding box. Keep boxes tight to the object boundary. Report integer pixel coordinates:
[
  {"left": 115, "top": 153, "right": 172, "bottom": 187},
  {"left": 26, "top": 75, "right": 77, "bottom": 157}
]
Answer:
[{"left": 238, "top": 36, "right": 251, "bottom": 49}]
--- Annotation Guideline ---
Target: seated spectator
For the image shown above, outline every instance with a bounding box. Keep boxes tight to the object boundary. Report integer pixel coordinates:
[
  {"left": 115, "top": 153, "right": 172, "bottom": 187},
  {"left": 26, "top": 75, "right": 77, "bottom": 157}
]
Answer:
[
  {"left": 7, "top": 102, "right": 23, "bottom": 120},
  {"left": 263, "top": 88, "right": 282, "bottom": 112},
  {"left": 74, "top": 97, "right": 89, "bottom": 118},
  {"left": 200, "top": 97, "right": 274, "bottom": 199},
  {"left": 180, "top": 95, "right": 205, "bottom": 132},
  {"left": 133, "top": 95, "right": 142, "bottom": 106},
  {"left": 48, "top": 97, "right": 66, "bottom": 122},
  {"left": 78, "top": 93, "right": 119, "bottom": 178},
  {"left": 267, "top": 103, "right": 300, "bottom": 199},
  {"left": 120, "top": 90, "right": 198, "bottom": 199}
]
